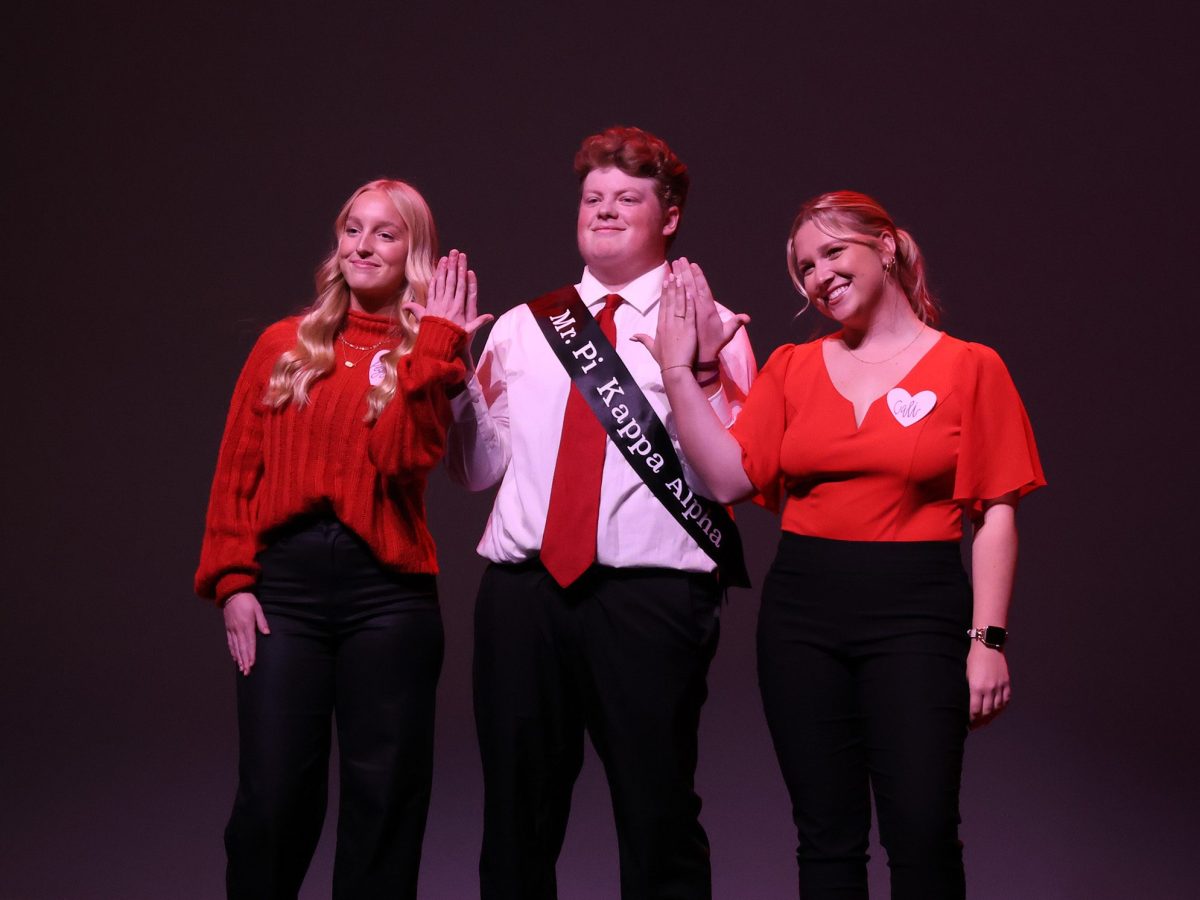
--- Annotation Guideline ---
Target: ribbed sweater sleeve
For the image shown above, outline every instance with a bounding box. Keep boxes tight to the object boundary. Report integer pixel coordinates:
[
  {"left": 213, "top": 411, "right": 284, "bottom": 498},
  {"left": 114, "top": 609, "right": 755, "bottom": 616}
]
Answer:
[
  {"left": 368, "top": 317, "right": 467, "bottom": 478},
  {"left": 194, "top": 321, "right": 293, "bottom": 602}
]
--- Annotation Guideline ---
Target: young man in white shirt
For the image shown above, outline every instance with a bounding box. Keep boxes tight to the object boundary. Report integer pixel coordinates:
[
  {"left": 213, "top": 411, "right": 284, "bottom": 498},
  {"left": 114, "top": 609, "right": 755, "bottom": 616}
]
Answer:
[{"left": 446, "top": 126, "right": 755, "bottom": 899}]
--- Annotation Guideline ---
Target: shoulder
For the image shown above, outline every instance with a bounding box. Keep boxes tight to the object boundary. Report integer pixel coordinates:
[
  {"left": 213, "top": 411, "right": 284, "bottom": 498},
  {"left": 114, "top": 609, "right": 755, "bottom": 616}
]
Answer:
[
  {"left": 938, "top": 334, "right": 1011, "bottom": 375},
  {"left": 765, "top": 337, "right": 823, "bottom": 368},
  {"left": 256, "top": 316, "right": 301, "bottom": 351},
  {"left": 240, "top": 316, "right": 300, "bottom": 373}
]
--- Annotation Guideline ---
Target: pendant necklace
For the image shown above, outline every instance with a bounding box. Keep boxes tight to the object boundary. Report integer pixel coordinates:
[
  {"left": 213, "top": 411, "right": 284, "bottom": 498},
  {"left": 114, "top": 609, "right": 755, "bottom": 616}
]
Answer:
[{"left": 339, "top": 333, "right": 388, "bottom": 368}]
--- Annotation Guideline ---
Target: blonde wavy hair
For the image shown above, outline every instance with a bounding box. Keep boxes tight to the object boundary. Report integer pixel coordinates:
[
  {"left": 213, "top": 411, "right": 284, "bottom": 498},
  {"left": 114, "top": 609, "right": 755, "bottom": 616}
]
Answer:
[
  {"left": 265, "top": 179, "right": 438, "bottom": 422},
  {"left": 785, "top": 190, "right": 940, "bottom": 325}
]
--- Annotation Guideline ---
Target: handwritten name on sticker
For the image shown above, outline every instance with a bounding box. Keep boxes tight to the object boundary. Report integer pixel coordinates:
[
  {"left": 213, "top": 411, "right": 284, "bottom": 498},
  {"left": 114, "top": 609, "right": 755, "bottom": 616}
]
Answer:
[
  {"left": 369, "top": 350, "right": 390, "bottom": 386},
  {"left": 887, "top": 388, "right": 936, "bottom": 427}
]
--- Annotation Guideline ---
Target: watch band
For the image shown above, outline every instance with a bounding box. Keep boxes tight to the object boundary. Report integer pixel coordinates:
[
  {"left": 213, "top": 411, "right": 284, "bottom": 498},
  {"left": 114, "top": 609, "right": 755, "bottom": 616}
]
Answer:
[{"left": 967, "top": 625, "right": 1008, "bottom": 650}]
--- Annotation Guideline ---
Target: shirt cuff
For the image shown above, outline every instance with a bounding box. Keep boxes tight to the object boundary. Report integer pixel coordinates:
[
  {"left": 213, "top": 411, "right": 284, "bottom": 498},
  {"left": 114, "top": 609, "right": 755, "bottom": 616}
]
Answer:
[
  {"left": 707, "top": 383, "right": 734, "bottom": 427},
  {"left": 450, "top": 374, "right": 488, "bottom": 420}
]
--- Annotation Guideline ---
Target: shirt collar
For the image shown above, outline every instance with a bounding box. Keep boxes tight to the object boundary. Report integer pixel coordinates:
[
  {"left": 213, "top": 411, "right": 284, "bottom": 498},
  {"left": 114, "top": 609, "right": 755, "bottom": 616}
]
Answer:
[{"left": 576, "top": 262, "right": 668, "bottom": 315}]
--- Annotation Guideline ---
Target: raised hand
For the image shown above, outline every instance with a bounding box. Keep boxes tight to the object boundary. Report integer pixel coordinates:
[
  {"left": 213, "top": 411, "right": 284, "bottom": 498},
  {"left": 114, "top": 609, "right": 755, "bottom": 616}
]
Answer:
[
  {"left": 404, "top": 249, "right": 493, "bottom": 341},
  {"left": 631, "top": 265, "right": 698, "bottom": 371},
  {"left": 674, "top": 258, "right": 750, "bottom": 364}
]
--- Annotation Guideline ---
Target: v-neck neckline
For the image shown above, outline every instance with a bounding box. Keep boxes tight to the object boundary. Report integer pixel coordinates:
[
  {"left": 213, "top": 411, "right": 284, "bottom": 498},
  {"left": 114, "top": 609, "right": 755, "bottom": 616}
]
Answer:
[{"left": 820, "top": 332, "right": 945, "bottom": 430}]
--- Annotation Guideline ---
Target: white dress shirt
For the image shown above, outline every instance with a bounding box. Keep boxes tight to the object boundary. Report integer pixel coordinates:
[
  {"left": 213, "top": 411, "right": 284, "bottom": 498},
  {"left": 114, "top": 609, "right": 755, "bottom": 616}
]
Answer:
[{"left": 445, "top": 263, "right": 757, "bottom": 573}]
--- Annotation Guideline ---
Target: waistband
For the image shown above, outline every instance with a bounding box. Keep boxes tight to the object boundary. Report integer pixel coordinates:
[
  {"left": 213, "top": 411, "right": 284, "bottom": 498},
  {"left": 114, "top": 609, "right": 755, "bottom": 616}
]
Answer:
[{"left": 773, "top": 532, "right": 964, "bottom": 575}]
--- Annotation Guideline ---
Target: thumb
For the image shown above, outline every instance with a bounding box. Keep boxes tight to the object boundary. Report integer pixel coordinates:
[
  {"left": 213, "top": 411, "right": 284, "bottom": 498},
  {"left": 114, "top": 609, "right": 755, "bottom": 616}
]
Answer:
[
  {"left": 723, "top": 314, "right": 751, "bottom": 337},
  {"left": 465, "top": 313, "right": 494, "bottom": 335},
  {"left": 255, "top": 607, "right": 270, "bottom": 635},
  {"left": 401, "top": 302, "right": 426, "bottom": 320},
  {"left": 629, "top": 334, "right": 658, "bottom": 359}
]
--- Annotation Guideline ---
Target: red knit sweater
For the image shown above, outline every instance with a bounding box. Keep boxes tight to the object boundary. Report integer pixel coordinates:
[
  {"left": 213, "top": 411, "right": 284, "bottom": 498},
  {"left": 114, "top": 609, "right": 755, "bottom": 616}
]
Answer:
[{"left": 195, "top": 310, "right": 467, "bottom": 604}]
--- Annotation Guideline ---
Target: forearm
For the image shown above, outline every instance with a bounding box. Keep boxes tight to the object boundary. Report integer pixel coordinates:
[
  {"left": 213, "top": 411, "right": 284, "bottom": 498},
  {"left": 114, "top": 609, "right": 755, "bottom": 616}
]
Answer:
[
  {"left": 444, "top": 377, "right": 509, "bottom": 490},
  {"left": 662, "top": 367, "right": 754, "bottom": 503},
  {"left": 970, "top": 499, "right": 1019, "bottom": 627}
]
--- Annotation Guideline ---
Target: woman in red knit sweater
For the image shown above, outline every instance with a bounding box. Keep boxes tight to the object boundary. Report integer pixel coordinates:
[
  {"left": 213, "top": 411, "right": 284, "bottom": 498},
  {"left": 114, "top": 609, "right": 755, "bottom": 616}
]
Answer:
[
  {"left": 195, "top": 179, "right": 489, "bottom": 899},
  {"left": 641, "top": 192, "right": 1044, "bottom": 899}
]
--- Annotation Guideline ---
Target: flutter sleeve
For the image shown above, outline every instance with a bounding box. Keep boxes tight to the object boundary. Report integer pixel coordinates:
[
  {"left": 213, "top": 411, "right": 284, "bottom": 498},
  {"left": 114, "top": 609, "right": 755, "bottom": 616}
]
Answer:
[
  {"left": 953, "top": 342, "right": 1046, "bottom": 518},
  {"left": 729, "top": 343, "right": 795, "bottom": 512}
]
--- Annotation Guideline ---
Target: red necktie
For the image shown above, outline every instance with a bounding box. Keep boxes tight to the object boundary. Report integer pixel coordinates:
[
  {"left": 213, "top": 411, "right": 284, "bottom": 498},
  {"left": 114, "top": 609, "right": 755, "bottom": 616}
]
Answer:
[{"left": 541, "top": 293, "right": 623, "bottom": 587}]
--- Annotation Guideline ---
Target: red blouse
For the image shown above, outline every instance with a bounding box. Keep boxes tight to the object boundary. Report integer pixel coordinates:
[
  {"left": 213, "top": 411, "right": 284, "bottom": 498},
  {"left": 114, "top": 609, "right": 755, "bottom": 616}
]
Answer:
[
  {"left": 195, "top": 311, "right": 466, "bottom": 603},
  {"left": 730, "top": 333, "right": 1045, "bottom": 542}
]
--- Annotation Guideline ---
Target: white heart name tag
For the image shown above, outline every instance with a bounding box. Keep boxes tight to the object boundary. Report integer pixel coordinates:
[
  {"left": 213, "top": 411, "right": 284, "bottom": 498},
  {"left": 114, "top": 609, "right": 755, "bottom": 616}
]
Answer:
[
  {"left": 368, "top": 349, "right": 390, "bottom": 386},
  {"left": 887, "top": 388, "right": 936, "bottom": 427}
]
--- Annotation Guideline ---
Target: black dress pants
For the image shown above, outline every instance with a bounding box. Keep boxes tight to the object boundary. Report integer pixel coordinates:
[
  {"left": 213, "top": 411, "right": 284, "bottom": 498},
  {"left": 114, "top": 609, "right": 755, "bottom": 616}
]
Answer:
[
  {"left": 757, "top": 534, "right": 972, "bottom": 900},
  {"left": 473, "top": 561, "right": 721, "bottom": 900},
  {"left": 225, "top": 519, "right": 444, "bottom": 900}
]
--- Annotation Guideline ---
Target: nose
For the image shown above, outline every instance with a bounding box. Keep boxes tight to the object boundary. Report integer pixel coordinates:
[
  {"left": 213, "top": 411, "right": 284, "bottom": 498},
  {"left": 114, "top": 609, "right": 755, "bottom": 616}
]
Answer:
[
  {"left": 596, "top": 196, "right": 617, "bottom": 218},
  {"left": 356, "top": 233, "right": 374, "bottom": 255},
  {"left": 814, "top": 262, "right": 835, "bottom": 294}
]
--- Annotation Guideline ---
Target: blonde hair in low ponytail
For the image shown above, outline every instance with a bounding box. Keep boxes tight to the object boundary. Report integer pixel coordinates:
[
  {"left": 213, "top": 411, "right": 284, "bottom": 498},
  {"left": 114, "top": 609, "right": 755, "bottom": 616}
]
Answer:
[
  {"left": 785, "top": 191, "right": 940, "bottom": 325},
  {"left": 265, "top": 179, "right": 439, "bottom": 422}
]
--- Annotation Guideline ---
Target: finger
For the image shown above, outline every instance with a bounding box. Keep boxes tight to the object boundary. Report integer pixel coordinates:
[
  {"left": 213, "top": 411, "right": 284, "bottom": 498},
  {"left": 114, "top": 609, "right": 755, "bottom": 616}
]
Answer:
[
  {"left": 465, "top": 314, "right": 494, "bottom": 336},
  {"left": 662, "top": 273, "right": 681, "bottom": 319},
  {"left": 230, "top": 628, "right": 248, "bottom": 675},
  {"left": 454, "top": 252, "right": 469, "bottom": 306},
  {"left": 969, "top": 689, "right": 983, "bottom": 723},
  {"left": 443, "top": 251, "right": 459, "bottom": 306},
  {"left": 466, "top": 270, "right": 479, "bottom": 320},
  {"left": 630, "top": 333, "right": 656, "bottom": 357},
  {"left": 689, "top": 261, "right": 714, "bottom": 304},
  {"left": 255, "top": 606, "right": 270, "bottom": 635},
  {"left": 242, "top": 627, "right": 257, "bottom": 673},
  {"left": 678, "top": 258, "right": 700, "bottom": 300},
  {"left": 721, "top": 314, "right": 751, "bottom": 342},
  {"left": 430, "top": 256, "right": 448, "bottom": 305}
]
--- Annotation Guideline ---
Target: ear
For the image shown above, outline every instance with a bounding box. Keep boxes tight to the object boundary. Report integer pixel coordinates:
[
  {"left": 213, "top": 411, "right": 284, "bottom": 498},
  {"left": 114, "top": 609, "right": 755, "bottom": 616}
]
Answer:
[
  {"left": 661, "top": 205, "right": 681, "bottom": 237},
  {"left": 878, "top": 231, "right": 897, "bottom": 260}
]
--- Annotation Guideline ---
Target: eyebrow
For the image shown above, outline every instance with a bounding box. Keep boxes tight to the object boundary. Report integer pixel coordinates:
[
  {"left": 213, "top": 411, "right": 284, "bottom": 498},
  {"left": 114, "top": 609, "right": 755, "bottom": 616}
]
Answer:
[{"left": 345, "top": 216, "right": 404, "bottom": 230}]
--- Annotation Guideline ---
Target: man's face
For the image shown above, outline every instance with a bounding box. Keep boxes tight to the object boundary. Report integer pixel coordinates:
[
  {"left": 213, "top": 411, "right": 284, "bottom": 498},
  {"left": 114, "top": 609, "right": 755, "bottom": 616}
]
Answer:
[{"left": 576, "top": 166, "right": 678, "bottom": 285}]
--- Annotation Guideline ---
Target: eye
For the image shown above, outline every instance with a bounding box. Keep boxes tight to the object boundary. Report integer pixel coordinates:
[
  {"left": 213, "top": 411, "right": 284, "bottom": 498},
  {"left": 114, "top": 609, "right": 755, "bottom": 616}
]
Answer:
[
  {"left": 827, "top": 246, "right": 844, "bottom": 258},
  {"left": 619, "top": 194, "right": 639, "bottom": 204},
  {"left": 345, "top": 225, "right": 360, "bottom": 236},
  {"left": 378, "top": 231, "right": 394, "bottom": 241}
]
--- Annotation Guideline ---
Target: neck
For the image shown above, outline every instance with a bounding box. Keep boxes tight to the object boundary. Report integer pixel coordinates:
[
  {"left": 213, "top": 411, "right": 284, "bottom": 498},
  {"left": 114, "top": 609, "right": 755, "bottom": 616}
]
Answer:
[
  {"left": 840, "top": 287, "right": 923, "bottom": 347},
  {"left": 586, "top": 258, "right": 666, "bottom": 294},
  {"left": 349, "top": 292, "right": 399, "bottom": 317}
]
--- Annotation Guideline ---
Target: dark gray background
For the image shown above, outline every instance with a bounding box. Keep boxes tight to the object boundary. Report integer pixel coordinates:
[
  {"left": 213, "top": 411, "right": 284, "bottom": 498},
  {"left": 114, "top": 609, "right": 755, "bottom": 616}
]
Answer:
[{"left": 5, "top": 2, "right": 1194, "bottom": 897}]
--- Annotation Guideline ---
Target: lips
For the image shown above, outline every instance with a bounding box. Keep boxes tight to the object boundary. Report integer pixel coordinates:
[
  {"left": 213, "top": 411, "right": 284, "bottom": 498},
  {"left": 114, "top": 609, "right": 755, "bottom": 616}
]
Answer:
[{"left": 826, "top": 283, "right": 850, "bottom": 303}]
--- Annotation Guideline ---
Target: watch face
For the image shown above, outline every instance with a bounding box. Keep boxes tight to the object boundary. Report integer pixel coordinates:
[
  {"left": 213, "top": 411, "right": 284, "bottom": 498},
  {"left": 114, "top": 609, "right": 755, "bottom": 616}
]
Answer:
[{"left": 983, "top": 626, "right": 1007, "bottom": 647}]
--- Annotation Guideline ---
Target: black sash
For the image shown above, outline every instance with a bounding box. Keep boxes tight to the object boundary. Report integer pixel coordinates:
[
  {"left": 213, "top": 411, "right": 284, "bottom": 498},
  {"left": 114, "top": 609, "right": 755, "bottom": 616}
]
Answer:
[{"left": 529, "top": 286, "right": 750, "bottom": 587}]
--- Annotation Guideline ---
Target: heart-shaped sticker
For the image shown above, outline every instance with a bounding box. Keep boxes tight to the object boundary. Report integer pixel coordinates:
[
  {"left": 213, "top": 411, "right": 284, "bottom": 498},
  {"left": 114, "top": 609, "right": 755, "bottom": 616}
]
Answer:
[{"left": 887, "top": 388, "right": 936, "bottom": 427}]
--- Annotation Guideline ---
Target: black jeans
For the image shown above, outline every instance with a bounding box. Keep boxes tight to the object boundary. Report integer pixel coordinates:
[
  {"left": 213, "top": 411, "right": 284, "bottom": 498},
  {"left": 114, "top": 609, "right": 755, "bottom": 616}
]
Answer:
[
  {"left": 473, "top": 561, "right": 720, "bottom": 900},
  {"left": 225, "top": 519, "right": 444, "bottom": 900},
  {"left": 757, "top": 534, "right": 972, "bottom": 900}
]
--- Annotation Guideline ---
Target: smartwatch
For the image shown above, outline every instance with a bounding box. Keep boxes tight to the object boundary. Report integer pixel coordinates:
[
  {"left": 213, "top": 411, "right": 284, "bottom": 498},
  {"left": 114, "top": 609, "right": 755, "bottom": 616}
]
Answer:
[{"left": 967, "top": 625, "right": 1008, "bottom": 650}]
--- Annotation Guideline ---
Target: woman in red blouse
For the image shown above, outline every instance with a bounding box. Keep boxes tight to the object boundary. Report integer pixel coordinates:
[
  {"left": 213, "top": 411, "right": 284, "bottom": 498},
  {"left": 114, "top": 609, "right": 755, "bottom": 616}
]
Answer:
[
  {"left": 646, "top": 192, "right": 1044, "bottom": 899},
  {"left": 195, "top": 179, "right": 489, "bottom": 899}
]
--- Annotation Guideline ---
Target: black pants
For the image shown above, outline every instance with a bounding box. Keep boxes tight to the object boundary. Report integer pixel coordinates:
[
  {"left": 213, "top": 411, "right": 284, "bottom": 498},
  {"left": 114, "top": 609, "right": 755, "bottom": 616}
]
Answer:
[
  {"left": 757, "top": 534, "right": 972, "bottom": 900},
  {"left": 473, "top": 561, "right": 721, "bottom": 900},
  {"left": 225, "top": 519, "right": 444, "bottom": 900}
]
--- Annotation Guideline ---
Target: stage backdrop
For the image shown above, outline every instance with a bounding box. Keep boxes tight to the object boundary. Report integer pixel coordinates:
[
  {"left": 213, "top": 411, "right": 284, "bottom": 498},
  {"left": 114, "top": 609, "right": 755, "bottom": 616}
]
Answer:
[{"left": 5, "top": 3, "right": 1194, "bottom": 898}]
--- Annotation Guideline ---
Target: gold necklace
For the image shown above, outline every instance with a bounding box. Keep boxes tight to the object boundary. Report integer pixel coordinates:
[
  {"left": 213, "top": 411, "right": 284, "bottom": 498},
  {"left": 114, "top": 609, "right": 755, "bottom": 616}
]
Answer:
[
  {"left": 844, "top": 323, "right": 926, "bottom": 365},
  {"left": 338, "top": 333, "right": 388, "bottom": 368}
]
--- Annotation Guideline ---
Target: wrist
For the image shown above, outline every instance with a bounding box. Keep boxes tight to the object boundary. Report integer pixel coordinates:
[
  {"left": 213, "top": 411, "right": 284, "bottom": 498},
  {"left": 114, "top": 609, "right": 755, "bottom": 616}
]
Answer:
[{"left": 967, "top": 625, "right": 1008, "bottom": 651}]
